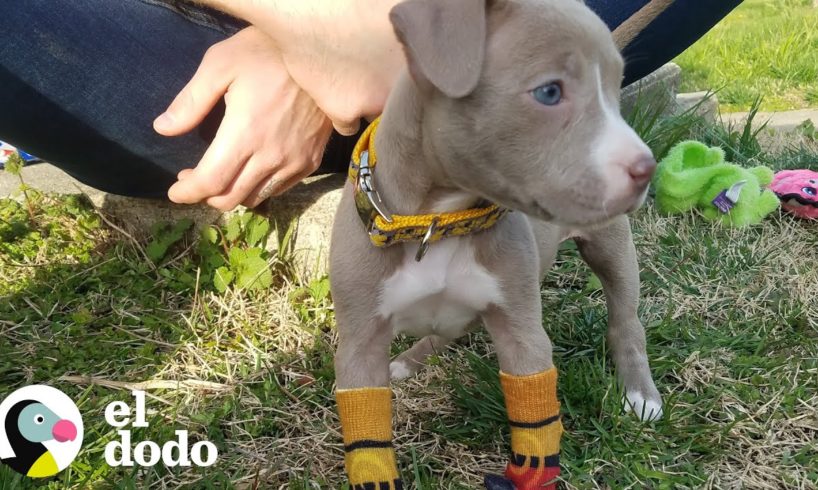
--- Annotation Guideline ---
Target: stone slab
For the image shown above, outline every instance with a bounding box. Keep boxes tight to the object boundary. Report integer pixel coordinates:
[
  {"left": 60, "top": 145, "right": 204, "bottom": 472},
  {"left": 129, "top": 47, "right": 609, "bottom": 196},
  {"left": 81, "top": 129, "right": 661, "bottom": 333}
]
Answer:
[
  {"left": 0, "top": 163, "right": 81, "bottom": 196},
  {"left": 0, "top": 164, "right": 224, "bottom": 234},
  {"left": 675, "top": 91, "right": 719, "bottom": 121},
  {"left": 258, "top": 174, "right": 344, "bottom": 276},
  {"left": 621, "top": 63, "right": 682, "bottom": 117},
  {"left": 720, "top": 108, "right": 818, "bottom": 153},
  {"left": 1, "top": 163, "right": 342, "bottom": 277},
  {"left": 722, "top": 108, "right": 818, "bottom": 132}
]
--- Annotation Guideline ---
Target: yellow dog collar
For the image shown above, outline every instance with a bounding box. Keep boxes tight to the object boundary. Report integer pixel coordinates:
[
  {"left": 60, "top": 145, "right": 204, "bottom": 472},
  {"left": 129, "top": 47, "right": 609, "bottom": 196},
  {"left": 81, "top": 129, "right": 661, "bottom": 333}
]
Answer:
[{"left": 348, "top": 118, "right": 509, "bottom": 261}]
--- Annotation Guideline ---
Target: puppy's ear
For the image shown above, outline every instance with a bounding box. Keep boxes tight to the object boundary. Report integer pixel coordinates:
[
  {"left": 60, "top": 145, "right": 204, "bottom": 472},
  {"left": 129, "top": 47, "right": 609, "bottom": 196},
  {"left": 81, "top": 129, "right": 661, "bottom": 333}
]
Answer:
[{"left": 390, "top": 0, "right": 487, "bottom": 98}]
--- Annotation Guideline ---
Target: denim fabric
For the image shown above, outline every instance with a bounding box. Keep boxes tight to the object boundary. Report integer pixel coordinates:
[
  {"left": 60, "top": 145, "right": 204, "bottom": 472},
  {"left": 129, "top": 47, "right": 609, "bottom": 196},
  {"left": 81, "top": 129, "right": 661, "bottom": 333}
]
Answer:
[
  {"left": 0, "top": 0, "right": 244, "bottom": 196},
  {"left": 585, "top": 0, "right": 743, "bottom": 85},
  {"left": 0, "top": 0, "right": 741, "bottom": 197}
]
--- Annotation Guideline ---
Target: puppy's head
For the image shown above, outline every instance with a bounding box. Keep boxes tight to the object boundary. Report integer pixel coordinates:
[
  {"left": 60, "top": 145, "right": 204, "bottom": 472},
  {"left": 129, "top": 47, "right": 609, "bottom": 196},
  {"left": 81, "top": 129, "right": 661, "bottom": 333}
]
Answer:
[{"left": 390, "top": 0, "right": 655, "bottom": 226}]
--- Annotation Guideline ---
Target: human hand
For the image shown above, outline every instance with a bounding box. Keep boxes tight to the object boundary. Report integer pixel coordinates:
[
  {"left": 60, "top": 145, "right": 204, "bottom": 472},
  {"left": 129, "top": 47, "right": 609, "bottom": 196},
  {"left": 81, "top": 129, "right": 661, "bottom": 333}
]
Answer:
[
  {"left": 204, "top": 0, "right": 405, "bottom": 136},
  {"left": 154, "top": 26, "right": 333, "bottom": 211}
]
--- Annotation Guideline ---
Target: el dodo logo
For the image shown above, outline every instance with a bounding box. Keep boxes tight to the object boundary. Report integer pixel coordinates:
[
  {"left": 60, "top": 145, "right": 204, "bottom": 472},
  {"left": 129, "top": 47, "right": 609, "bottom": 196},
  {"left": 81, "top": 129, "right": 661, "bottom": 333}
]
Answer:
[
  {"left": 104, "top": 390, "right": 217, "bottom": 468},
  {"left": 0, "top": 385, "right": 83, "bottom": 478},
  {"left": 1, "top": 386, "right": 217, "bottom": 478}
]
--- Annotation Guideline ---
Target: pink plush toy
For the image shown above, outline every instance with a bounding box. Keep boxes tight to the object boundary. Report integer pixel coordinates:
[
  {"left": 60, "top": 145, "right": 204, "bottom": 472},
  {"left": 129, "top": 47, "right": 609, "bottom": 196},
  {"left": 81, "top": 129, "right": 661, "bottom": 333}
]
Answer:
[{"left": 770, "top": 170, "right": 818, "bottom": 219}]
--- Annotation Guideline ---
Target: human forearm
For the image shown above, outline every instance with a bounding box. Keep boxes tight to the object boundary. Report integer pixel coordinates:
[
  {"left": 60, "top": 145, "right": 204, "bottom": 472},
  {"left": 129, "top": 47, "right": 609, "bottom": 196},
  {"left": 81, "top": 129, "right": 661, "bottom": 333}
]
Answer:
[
  {"left": 193, "top": 0, "right": 406, "bottom": 132},
  {"left": 192, "top": 0, "right": 402, "bottom": 46}
]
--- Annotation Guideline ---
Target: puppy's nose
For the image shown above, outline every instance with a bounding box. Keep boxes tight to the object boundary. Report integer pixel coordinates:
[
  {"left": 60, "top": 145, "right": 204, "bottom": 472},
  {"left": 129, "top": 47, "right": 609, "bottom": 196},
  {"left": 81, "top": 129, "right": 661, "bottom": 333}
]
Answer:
[{"left": 628, "top": 156, "right": 657, "bottom": 186}]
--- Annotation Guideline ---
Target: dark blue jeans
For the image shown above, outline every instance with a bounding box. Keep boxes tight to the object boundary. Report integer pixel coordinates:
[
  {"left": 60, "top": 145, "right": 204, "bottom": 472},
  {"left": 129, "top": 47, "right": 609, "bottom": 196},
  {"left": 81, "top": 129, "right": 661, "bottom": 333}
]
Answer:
[{"left": 0, "top": 0, "right": 741, "bottom": 198}]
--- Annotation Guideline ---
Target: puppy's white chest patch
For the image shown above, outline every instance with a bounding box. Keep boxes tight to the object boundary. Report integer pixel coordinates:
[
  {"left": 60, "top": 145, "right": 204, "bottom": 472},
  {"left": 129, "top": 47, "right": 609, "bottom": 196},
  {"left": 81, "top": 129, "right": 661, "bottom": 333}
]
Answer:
[{"left": 378, "top": 238, "right": 503, "bottom": 339}]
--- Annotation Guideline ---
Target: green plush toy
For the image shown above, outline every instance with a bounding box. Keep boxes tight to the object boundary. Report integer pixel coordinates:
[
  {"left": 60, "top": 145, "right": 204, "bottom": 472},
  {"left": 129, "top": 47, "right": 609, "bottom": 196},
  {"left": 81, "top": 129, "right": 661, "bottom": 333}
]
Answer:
[{"left": 653, "top": 141, "right": 780, "bottom": 226}]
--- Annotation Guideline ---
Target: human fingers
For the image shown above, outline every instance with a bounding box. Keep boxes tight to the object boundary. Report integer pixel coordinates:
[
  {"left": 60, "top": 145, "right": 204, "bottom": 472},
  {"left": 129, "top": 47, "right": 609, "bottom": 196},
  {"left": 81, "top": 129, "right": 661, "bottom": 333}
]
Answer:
[
  {"left": 154, "top": 46, "right": 231, "bottom": 136},
  {"left": 204, "top": 154, "right": 285, "bottom": 211},
  {"left": 240, "top": 164, "right": 315, "bottom": 208},
  {"left": 167, "top": 106, "right": 251, "bottom": 204}
]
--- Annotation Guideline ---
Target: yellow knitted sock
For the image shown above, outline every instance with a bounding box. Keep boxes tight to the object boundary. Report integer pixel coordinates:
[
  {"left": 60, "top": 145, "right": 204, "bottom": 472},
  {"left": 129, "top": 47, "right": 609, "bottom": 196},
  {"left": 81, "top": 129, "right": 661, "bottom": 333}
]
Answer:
[
  {"left": 500, "top": 368, "right": 563, "bottom": 490},
  {"left": 336, "top": 387, "right": 403, "bottom": 490}
]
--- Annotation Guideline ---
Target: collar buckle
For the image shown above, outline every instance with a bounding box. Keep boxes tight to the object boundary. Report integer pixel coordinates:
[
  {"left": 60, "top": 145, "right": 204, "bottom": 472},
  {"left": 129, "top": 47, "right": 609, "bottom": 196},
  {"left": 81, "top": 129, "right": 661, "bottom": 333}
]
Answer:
[{"left": 354, "top": 150, "right": 393, "bottom": 231}]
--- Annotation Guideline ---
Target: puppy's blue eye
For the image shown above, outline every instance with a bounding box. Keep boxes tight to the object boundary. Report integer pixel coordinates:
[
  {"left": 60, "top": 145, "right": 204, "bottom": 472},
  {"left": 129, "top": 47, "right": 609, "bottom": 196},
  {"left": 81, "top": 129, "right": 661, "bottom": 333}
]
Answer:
[
  {"left": 803, "top": 186, "right": 816, "bottom": 196},
  {"left": 532, "top": 82, "right": 562, "bottom": 106}
]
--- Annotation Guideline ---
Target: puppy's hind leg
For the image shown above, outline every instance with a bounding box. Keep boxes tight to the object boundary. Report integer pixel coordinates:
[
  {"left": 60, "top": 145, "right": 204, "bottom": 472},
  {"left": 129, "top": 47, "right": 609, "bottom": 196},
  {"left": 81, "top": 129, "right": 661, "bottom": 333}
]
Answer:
[
  {"left": 390, "top": 335, "right": 454, "bottom": 380},
  {"left": 576, "top": 215, "right": 662, "bottom": 421}
]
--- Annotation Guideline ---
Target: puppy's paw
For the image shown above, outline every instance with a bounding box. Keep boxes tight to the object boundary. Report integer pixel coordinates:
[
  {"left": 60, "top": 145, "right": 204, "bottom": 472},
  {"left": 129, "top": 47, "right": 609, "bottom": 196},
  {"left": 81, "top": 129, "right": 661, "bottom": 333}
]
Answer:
[
  {"left": 389, "top": 360, "right": 415, "bottom": 381},
  {"left": 623, "top": 391, "right": 663, "bottom": 421},
  {"left": 484, "top": 474, "right": 516, "bottom": 490}
]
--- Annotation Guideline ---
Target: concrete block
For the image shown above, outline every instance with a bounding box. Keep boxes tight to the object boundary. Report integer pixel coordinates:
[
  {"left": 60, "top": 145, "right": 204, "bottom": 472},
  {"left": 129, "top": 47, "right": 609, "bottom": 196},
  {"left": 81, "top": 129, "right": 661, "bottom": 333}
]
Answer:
[
  {"left": 258, "top": 174, "right": 343, "bottom": 277},
  {"left": 620, "top": 63, "right": 682, "bottom": 117},
  {"left": 675, "top": 91, "right": 719, "bottom": 121},
  {"left": 0, "top": 164, "right": 224, "bottom": 235},
  {"left": 721, "top": 108, "right": 818, "bottom": 153},
  {"left": 1, "top": 164, "right": 343, "bottom": 277}
]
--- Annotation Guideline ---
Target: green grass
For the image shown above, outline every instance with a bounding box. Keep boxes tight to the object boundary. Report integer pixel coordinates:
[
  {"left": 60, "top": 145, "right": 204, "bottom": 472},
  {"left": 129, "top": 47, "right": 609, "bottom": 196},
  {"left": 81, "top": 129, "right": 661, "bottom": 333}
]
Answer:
[
  {"left": 1, "top": 104, "right": 818, "bottom": 488},
  {"left": 674, "top": 0, "right": 818, "bottom": 112}
]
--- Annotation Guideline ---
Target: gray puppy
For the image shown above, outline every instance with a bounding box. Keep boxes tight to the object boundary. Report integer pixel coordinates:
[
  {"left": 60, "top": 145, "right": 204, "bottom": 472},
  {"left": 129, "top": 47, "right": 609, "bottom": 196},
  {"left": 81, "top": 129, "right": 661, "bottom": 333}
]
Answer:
[{"left": 329, "top": 0, "right": 663, "bottom": 487}]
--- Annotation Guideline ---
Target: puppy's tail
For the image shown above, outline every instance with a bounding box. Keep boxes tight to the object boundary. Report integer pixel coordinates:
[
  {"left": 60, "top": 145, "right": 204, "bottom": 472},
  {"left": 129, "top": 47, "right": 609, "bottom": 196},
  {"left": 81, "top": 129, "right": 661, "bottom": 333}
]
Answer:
[{"left": 612, "top": 0, "right": 675, "bottom": 50}]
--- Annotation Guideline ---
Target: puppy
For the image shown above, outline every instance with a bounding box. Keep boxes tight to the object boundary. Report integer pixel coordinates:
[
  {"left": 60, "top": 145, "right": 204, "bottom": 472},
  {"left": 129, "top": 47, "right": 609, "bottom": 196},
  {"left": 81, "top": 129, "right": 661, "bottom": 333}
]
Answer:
[{"left": 329, "top": 0, "right": 663, "bottom": 488}]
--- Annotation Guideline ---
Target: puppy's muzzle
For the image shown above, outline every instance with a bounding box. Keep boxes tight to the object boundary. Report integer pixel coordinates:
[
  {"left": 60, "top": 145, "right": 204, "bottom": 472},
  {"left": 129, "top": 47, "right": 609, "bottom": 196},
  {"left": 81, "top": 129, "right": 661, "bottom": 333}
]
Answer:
[{"left": 627, "top": 155, "right": 657, "bottom": 188}]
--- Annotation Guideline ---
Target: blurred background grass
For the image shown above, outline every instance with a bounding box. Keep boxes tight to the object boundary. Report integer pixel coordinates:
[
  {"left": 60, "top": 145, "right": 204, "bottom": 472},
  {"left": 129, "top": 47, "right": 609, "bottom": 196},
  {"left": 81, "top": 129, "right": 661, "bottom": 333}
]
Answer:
[{"left": 675, "top": 0, "right": 818, "bottom": 112}]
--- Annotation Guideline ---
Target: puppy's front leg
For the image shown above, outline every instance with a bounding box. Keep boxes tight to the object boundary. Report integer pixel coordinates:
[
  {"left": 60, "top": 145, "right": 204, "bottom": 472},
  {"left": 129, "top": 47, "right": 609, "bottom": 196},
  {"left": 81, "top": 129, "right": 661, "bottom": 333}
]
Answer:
[
  {"left": 482, "top": 304, "right": 563, "bottom": 490},
  {"left": 576, "top": 215, "right": 662, "bottom": 421},
  {"left": 335, "top": 317, "right": 403, "bottom": 490}
]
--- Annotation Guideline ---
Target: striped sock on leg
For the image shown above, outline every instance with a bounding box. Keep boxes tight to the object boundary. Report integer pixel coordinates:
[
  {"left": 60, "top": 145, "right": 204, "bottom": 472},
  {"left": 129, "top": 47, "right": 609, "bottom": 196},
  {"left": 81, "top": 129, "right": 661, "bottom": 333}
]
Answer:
[
  {"left": 336, "top": 387, "right": 403, "bottom": 490},
  {"left": 500, "top": 368, "right": 563, "bottom": 490}
]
